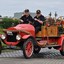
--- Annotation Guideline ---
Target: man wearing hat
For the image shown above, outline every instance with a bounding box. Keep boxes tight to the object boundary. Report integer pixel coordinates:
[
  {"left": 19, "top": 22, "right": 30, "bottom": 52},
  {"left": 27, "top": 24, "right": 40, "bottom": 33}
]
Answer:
[
  {"left": 20, "top": 9, "right": 34, "bottom": 24},
  {"left": 34, "top": 10, "right": 46, "bottom": 33}
]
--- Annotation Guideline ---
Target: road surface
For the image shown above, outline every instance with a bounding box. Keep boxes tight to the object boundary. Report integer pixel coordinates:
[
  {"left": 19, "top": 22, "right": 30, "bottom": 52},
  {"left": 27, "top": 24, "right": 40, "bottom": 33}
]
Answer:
[{"left": 0, "top": 48, "right": 64, "bottom": 64}]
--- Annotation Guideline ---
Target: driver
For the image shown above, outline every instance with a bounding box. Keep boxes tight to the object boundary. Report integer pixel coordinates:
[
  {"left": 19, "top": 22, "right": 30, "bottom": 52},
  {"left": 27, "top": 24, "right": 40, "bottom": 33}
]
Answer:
[{"left": 20, "top": 9, "right": 34, "bottom": 24}]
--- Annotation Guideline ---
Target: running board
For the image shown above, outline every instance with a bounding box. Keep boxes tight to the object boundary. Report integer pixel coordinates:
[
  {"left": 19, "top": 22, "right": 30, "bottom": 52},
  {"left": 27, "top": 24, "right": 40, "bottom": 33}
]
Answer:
[
  {"left": 37, "top": 41, "right": 60, "bottom": 47},
  {"left": 45, "top": 45, "right": 60, "bottom": 47},
  {"left": 39, "top": 44, "right": 60, "bottom": 48}
]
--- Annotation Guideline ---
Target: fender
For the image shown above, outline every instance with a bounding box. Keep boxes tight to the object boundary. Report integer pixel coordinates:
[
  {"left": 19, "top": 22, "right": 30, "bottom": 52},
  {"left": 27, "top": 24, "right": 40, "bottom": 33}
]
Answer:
[
  {"left": 58, "top": 36, "right": 64, "bottom": 45},
  {"left": 22, "top": 35, "right": 31, "bottom": 39},
  {"left": 22, "top": 35, "right": 37, "bottom": 45},
  {"left": 57, "top": 36, "right": 64, "bottom": 50}
]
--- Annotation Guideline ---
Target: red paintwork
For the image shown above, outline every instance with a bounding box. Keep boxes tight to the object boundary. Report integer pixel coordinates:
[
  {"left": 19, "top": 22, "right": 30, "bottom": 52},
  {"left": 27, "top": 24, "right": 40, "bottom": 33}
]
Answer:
[
  {"left": 40, "top": 36, "right": 64, "bottom": 50},
  {"left": 2, "top": 24, "right": 35, "bottom": 46},
  {"left": 4, "top": 40, "right": 20, "bottom": 46},
  {"left": 57, "top": 36, "right": 64, "bottom": 50},
  {"left": 1, "top": 24, "right": 64, "bottom": 51},
  {"left": 22, "top": 35, "right": 31, "bottom": 39},
  {"left": 8, "top": 24, "right": 35, "bottom": 37}
]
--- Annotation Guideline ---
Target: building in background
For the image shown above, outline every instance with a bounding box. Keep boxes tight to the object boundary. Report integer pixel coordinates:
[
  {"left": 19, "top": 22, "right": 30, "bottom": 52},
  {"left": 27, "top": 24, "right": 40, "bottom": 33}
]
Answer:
[{"left": 14, "top": 12, "right": 36, "bottom": 19}]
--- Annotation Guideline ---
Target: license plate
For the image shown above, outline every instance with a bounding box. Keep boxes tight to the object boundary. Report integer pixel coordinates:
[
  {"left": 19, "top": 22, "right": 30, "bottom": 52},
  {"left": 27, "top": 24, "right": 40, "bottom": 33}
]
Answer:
[{"left": 7, "top": 31, "right": 13, "bottom": 35}]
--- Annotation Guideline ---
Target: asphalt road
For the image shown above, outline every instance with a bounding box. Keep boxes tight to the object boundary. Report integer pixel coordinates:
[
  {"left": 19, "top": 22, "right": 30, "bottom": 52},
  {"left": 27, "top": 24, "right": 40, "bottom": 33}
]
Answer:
[{"left": 0, "top": 48, "right": 64, "bottom": 64}]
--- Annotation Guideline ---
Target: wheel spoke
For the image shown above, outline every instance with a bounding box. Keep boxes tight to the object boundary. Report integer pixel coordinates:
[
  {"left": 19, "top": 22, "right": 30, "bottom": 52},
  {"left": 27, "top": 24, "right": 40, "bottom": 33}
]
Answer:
[{"left": 25, "top": 41, "right": 33, "bottom": 57}]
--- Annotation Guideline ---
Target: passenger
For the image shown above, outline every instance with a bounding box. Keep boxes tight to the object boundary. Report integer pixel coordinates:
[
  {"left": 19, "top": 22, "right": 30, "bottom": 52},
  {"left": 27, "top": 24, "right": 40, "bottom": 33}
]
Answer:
[
  {"left": 20, "top": 9, "right": 34, "bottom": 24},
  {"left": 34, "top": 10, "right": 46, "bottom": 33}
]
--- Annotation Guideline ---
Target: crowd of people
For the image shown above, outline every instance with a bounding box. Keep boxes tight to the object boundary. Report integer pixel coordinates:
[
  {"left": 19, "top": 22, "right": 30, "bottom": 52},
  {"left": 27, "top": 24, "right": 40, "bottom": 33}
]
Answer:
[{"left": 20, "top": 9, "right": 46, "bottom": 33}]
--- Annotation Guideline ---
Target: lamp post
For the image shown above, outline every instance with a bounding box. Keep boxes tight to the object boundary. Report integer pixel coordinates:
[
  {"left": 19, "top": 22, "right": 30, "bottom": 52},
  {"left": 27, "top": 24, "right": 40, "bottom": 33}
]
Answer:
[
  {"left": 0, "top": 15, "right": 2, "bottom": 22},
  {"left": 0, "top": 15, "right": 2, "bottom": 17},
  {"left": 49, "top": 12, "right": 52, "bottom": 17},
  {"left": 54, "top": 12, "right": 57, "bottom": 22}
]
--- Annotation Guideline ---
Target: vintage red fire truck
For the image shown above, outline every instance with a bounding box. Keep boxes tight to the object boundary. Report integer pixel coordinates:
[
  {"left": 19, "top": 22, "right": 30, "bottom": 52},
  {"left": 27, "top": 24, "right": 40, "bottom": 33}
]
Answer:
[{"left": 0, "top": 18, "right": 64, "bottom": 59}]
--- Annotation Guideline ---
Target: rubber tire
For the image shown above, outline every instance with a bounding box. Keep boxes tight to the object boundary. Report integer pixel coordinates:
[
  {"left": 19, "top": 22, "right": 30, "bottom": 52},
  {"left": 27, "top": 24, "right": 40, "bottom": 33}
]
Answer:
[
  {"left": 60, "top": 40, "right": 64, "bottom": 56},
  {"left": 48, "top": 47, "right": 52, "bottom": 49},
  {"left": 23, "top": 38, "right": 34, "bottom": 59},
  {"left": 33, "top": 46, "right": 41, "bottom": 54}
]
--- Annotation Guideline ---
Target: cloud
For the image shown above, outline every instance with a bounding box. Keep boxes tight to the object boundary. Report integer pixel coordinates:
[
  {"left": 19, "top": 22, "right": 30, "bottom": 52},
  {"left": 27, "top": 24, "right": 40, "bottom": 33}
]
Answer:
[{"left": 0, "top": 0, "right": 64, "bottom": 17}]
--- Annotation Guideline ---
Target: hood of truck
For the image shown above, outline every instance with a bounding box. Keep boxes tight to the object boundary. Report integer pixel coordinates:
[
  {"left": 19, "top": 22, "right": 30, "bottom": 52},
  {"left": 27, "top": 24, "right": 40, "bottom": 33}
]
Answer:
[{"left": 4, "top": 24, "right": 35, "bottom": 36}]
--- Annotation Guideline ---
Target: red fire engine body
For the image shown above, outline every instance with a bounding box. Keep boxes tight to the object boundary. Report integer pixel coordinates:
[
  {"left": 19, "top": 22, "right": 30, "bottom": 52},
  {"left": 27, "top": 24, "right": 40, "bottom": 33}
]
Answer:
[{"left": 0, "top": 21, "right": 64, "bottom": 59}]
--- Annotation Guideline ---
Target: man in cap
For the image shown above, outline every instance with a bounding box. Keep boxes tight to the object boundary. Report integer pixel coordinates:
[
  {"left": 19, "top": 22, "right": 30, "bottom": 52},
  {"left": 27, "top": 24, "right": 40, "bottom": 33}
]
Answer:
[
  {"left": 20, "top": 9, "right": 34, "bottom": 24},
  {"left": 34, "top": 10, "right": 46, "bottom": 33}
]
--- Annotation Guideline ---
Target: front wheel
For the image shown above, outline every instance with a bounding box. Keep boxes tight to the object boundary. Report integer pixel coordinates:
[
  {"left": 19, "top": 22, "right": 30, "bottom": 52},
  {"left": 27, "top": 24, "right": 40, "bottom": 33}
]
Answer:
[
  {"left": 23, "top": 38, "right": 34, "bottom": 59},
  {"left": 60, "top": 40, "right": 64, "bottom": 56}
]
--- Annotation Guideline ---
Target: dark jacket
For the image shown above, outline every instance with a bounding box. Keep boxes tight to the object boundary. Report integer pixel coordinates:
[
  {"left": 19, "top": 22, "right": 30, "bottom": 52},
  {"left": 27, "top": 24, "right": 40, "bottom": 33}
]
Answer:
[
  {"left": 34, "top": 15, "right": 46, "bottom": 27},
  {"left": 20, "top": 15, "right": 34, "bottom": 24}
]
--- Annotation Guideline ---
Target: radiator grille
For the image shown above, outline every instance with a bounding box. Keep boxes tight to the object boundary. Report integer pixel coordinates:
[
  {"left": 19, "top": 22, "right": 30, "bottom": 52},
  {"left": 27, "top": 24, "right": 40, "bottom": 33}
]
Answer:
[{"left": 7, "top": 32, "right": 17, "bottom": 42}]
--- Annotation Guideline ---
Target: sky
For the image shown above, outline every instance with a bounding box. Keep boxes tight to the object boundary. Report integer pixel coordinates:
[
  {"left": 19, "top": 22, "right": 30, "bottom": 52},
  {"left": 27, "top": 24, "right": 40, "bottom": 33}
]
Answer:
[{"left": 0, "top": 0, "right": 64, "bottom": 17}]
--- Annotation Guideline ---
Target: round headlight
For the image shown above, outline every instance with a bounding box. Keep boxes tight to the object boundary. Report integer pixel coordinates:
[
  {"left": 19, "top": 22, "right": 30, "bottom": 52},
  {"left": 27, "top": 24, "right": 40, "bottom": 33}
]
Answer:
[
  {"left": 16, "top": 35, "right": 21, "bottom": 40},
  {"left": 1, "top": 34, "right": 6, "bottom": 40}
]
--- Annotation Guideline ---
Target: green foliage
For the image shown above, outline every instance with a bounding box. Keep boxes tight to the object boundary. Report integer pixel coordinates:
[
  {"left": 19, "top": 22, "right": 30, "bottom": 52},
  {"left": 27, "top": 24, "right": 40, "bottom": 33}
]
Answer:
[{"left": 0, "top": 17, "right": 19, "bottom": 29}]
